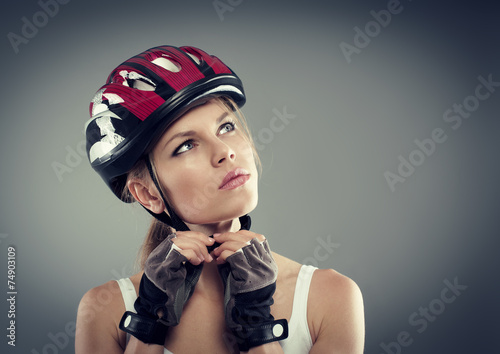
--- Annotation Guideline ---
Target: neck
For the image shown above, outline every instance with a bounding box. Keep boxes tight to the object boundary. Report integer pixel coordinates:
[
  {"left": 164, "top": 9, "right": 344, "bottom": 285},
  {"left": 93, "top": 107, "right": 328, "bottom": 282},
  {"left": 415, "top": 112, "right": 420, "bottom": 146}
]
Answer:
[
  {"left": 194, "top": 258, "right": 225, "bottom": 298},
  {"left": 184, "top": 218, "right": 241, "bottom": 296},
  {"left": 185, "top": 217, "right": 241, "bottom": 236}
]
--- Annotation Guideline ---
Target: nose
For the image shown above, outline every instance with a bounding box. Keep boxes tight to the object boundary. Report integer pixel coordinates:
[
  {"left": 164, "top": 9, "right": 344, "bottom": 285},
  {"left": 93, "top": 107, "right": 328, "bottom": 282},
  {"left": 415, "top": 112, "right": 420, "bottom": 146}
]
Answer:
[{"left": 212, "top": 139, "right": 235, "bottom": 166}]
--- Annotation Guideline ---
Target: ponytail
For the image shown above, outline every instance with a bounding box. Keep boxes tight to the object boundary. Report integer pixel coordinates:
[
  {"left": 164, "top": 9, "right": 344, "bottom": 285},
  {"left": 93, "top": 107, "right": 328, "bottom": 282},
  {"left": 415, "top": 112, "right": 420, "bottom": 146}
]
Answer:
[{"left": 138, "top": 217, "right": 175, "bottom": 269}]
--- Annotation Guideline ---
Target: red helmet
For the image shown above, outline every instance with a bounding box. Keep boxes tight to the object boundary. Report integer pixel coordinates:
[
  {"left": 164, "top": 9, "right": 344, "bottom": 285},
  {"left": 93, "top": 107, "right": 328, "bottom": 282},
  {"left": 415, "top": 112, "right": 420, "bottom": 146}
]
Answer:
[{"left": 85, "top": 45, "right": 245, "bottom": 200}]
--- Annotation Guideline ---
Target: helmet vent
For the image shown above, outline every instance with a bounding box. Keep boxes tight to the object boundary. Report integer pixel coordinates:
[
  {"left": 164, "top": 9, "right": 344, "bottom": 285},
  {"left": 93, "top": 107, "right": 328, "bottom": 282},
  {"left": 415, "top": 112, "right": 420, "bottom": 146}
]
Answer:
[
  {"left": 185, "top": 52, "right": 201, "bottom": 65},
  {"left": 152, "top": 56, "right": 181, "bottom": 73},
  {"left": 118, "top": 70, "right": 156, "bottom": 91},
  {"left": 132, "top": 80, "right": 156, "bottom": 91}
]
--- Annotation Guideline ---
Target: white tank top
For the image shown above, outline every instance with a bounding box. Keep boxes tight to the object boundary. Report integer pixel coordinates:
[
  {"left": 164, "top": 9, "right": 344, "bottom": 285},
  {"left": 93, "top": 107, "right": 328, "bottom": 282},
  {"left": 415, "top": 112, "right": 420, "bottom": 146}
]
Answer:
[{"left": 116, "top": 264, "right": 317, "bottom": 353}]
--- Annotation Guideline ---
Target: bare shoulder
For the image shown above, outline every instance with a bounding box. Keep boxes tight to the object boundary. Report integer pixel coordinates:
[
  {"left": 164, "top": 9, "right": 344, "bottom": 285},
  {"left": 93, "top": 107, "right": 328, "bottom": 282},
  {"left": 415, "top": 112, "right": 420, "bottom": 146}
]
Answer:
[
  {"left": 272, "top": 251, "right": 302, "bottom": 279},
  {"left": 310, "top": 268, "right": 363, "bottom": 306},
  {"left": 75, "top": 277, "right": 138, "bottom": 354},
  {"left": 308, "top": 269, "right": 365, "bottom": 353}
]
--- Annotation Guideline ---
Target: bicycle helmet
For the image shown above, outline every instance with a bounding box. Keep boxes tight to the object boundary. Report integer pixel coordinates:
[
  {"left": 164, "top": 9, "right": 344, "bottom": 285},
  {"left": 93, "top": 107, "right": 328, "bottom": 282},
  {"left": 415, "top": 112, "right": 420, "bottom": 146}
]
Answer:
[{"left": 85, "top": 45, "right": 246, "bottom": 203}]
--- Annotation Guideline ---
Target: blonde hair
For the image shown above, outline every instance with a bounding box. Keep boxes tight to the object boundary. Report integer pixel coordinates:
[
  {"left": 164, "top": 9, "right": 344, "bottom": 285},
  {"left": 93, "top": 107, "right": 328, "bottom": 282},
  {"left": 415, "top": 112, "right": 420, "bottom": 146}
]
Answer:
[{"left": 123, "top": 96, "right": 260, "bottom": 269}]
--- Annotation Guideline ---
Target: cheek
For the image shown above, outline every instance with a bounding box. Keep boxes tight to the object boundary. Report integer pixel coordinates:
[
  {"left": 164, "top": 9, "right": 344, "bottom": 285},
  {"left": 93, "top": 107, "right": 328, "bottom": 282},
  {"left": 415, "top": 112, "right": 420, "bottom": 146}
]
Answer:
[
  {"left": 164, "top": 165, "right": 221, "bottom": 218},
  {"left": 235, "top": 138, "right": 258, "bottom": 170}
]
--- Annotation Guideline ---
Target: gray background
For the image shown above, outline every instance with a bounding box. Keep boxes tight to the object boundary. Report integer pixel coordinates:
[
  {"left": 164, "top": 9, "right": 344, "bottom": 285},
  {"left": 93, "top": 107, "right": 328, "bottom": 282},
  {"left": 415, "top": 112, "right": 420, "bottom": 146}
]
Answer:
[{"left": 1, "top": 0, "right": 499, "bottom": 353}]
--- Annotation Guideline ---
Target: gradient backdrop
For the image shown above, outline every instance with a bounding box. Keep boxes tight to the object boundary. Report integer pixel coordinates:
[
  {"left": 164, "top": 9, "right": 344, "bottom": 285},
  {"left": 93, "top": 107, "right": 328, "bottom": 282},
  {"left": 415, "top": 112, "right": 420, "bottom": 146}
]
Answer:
[{"left": 1, "top": 0, "right": 499, "bottom": 353}]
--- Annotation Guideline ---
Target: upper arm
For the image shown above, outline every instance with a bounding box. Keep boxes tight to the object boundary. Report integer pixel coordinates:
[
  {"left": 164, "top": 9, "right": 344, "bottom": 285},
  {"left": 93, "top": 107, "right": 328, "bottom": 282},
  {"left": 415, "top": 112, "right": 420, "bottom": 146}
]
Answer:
[
  {"left": 308, "top": 269, "right": 365, "bottom": 354},
  {"left": 75, "top": 281, "right": 125, "bottom": 354}
]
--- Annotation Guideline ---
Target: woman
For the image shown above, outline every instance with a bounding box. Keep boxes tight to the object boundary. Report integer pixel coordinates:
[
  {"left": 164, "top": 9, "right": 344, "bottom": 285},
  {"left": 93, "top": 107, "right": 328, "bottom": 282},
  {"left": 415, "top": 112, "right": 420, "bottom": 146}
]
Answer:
[{"left": 76, "top": 45, "right": 364, "bottom": 353}]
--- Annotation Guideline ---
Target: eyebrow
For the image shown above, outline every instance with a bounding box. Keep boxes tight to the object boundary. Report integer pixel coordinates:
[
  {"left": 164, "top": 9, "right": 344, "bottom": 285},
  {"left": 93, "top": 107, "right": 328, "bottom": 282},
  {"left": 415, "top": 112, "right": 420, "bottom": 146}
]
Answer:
[{"left": 162, "top": 111, "right": 229, "bottom": 150}]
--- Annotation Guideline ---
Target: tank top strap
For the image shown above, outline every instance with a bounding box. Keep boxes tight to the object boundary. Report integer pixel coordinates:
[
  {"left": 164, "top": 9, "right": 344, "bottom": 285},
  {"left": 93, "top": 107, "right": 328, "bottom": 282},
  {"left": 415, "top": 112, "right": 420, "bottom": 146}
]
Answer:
[
  {"left": 280, "top": 264, "right": 317, "bottom": 353},
  {"left": 115, "top": 278, "right": 174, "bottom": 354},
  {"left": 116, "top": 277, "right": 137, "bottom": 312}
]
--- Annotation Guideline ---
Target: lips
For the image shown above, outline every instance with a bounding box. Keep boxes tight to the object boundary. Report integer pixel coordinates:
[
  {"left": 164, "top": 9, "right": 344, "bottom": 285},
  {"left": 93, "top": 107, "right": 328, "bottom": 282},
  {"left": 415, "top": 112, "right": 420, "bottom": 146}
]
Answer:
[{"left": 219, "top": 168, "right": 250, "bottom": 190}]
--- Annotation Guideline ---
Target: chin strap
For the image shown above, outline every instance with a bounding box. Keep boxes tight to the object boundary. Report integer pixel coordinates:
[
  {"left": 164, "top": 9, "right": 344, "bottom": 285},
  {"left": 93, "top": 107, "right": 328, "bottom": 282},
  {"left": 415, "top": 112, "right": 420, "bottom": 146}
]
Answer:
[{"left": 144, "top": 157, "right": 189, "bottom": 231}]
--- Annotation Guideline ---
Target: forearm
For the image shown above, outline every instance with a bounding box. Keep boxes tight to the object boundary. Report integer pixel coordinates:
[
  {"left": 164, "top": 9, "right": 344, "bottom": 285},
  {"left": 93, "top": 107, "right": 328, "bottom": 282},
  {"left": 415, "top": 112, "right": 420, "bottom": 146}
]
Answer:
[{"left": 124, "top": 336, "right": 165, "bottom": 354}]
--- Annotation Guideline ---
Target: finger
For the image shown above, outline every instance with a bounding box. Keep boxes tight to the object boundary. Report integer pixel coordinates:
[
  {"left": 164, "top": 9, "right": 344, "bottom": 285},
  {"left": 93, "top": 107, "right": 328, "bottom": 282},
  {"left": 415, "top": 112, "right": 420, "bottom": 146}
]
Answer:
[
  {"left": 173, "top": 238, "right": 213, "bottom": 263},
  {"left": 212, "top": 240, "right": 249, "bottom": 257},
  {"left": 177, "top": 248, "right": 205, "bottom": 265},
  {"left": 212, "top": 231, "right": 252, "bottom": 244},
  {"left": 215, "top": 249, "right": 239, "bottom": 265},
  {"left": 214, "top": 230, "right": 265, "bottom": 243},
  {"left": 178, "top": 231, "right": 215, "bottom": 262},
  {"left": 176, "top": 231, "right": 215, "bottom": 246},
  {"left": 235, "top": 230, "right": 266, "bottom": 242}
]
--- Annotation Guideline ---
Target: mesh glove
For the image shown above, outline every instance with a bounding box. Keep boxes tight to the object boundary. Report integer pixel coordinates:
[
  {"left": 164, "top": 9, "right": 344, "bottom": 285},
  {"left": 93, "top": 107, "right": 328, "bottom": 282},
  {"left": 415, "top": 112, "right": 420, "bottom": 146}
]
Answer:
[
  {"left": 119, "top": 232, "right": 203, "bottom": 345},
  {"left": 218, "top": 238, "right": 288, "bottom": 351}
]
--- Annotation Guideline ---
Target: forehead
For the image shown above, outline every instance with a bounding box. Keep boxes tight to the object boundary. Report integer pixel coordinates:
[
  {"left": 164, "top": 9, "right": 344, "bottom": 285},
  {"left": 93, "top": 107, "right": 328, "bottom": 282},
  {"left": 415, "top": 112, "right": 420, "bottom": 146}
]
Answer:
[
  {"left": 154, "top": 100, "right": 229, "bottom": 147},
  {"left": 172, "top": 100, "right": 227, "bottom": 129},
  {"left": 168, "top": 101, "right": 229, "bottom": 136}
]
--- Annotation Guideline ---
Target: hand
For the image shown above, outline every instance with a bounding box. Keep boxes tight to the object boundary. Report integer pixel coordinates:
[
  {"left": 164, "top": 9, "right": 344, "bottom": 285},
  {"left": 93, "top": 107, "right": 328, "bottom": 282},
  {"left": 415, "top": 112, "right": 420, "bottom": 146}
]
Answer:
[
  {"left": 212, "top": 230, "right": 265, "bottom": 264},
  {"left": 119, "top": 231, "right": 214, "bottom": 344},
  {"left": 138, "top": 231, "right": 215, "bottom": 323},
  {"left": 212, "top": 231, "right": 288, "bottom": 351},
  {"left": 171, "top": 230, "right": 215, "bottom": 265}
]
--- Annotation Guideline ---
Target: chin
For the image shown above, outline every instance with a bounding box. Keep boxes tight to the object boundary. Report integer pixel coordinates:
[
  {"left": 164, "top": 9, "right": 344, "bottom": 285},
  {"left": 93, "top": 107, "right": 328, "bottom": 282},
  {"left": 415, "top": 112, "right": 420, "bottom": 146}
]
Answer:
[{"left": 179, "top": 191, "right": 258, "bottom": 226}]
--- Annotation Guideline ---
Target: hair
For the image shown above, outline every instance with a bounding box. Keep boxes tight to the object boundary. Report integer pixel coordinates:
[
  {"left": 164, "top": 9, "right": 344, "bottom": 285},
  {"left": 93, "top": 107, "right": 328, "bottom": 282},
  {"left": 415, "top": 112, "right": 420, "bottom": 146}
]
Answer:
[{"left": 122, "top": 96, "right": 261, "bottom": 269}]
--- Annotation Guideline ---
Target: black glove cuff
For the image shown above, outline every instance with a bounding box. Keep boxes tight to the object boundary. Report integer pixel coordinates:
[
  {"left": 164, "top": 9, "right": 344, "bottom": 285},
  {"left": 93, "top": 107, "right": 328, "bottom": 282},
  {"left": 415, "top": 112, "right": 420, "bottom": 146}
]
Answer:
[
  {"left": 119, "top": 311, "right": 168, "bottom": 346},
  {"left": 134, "top": 275, "right": 168, "bottom": 320},
  {"left": 233, "top": 318, "right": 289, "bottom": 352}
]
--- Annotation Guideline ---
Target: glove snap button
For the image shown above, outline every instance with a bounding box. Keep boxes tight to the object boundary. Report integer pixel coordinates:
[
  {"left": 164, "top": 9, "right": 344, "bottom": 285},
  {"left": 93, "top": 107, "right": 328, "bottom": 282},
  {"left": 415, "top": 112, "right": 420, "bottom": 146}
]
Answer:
[
  {"left": 124, "top": 314, "right": 132, "bottom": 328},
  {"left": 272, "top": 323, "right": 284, "bottom": 337}
]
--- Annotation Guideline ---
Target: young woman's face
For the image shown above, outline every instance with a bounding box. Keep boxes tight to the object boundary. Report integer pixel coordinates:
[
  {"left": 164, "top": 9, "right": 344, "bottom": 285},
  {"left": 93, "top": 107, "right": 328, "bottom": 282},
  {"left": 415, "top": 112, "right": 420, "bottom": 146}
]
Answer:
[{"left": 152, "top": 100, "right": 258, "bottom": 225}]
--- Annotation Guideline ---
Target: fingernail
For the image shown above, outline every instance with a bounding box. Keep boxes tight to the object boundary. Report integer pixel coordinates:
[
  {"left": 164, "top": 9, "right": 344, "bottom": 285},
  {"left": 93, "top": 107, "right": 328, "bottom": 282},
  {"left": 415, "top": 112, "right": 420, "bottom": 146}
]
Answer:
[
  {"left": 208, "top": 237, "right": 215, "bottom": 243},
  {"left": 213, "top": 233, "right": 221, "bottom": 237},
  {"left": 206, "top": 254, "right": 213, "bottom": 262}
]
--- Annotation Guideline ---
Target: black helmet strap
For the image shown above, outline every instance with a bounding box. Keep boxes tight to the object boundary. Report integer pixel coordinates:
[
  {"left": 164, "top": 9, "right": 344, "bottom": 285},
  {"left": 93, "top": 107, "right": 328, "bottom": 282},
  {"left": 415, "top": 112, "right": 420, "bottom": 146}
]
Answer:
[{"left": 144, "top": 157, "right": 190, "bottom": 232}]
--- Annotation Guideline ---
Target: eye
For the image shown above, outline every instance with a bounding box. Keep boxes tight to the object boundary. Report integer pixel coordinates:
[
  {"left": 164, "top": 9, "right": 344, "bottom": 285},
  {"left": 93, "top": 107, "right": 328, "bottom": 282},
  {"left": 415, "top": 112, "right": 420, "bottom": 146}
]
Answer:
[
  {"left": 219, "top": 122, "right": 235, "bottom": 135},
  {"left": 173, "top": 140, "right": 195, "bottom": 155}
]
